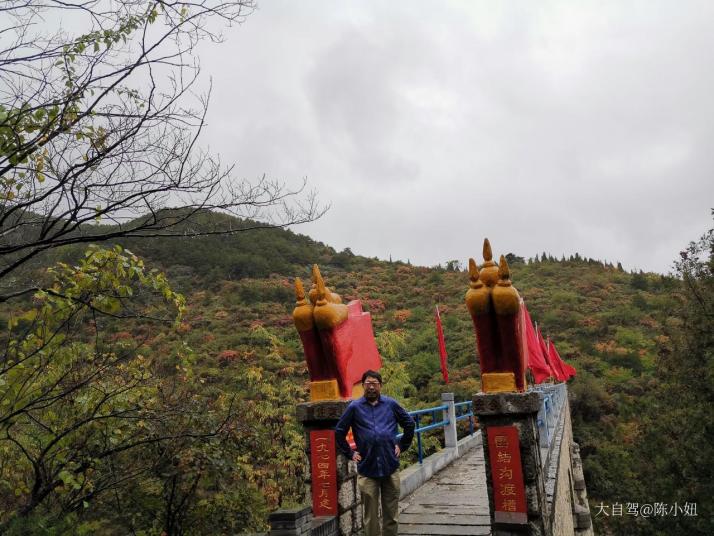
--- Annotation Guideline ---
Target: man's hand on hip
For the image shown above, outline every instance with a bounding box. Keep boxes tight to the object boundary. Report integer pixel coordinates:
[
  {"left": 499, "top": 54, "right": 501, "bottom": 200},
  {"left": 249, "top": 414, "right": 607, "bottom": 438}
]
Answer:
[
  {"left": 352, "top": 451, "right": 362, "bottom": 462},
  {"left": 394, "top": 445, "right": 401, "bottom": 457}
]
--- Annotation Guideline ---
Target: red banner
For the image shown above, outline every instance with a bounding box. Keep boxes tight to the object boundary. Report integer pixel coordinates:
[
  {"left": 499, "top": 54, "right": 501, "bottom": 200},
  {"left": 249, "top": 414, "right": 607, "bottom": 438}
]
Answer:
[
  {"left": 309, "top": 430, "right": 338, "bottom": 516},
  {"left": 487, "top": 426, "right": 527, "bottom": 525},
  {"left": 548, "top": 339, "right": 576, "bottom": 380},
  {"left": 435, "top": 305, "right": 449, "bottom": 383},
  {"left": 522, "top": 305, "right": 552, "bottom": 384},
  {"left": 538, "top": 327, "right": 562, "bottom": 381}
]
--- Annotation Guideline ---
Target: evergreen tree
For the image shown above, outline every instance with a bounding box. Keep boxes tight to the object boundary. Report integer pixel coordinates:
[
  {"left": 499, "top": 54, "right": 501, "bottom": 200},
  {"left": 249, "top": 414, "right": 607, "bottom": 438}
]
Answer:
[{"left": 632, "top": 219, "right": 713, "bottom": 536}]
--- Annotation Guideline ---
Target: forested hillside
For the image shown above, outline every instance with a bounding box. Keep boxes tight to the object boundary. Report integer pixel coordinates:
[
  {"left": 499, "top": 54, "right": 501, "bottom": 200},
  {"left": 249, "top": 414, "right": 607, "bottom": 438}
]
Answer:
[{"left": 1, "top": 211, "right": 711, "bottom": 535}]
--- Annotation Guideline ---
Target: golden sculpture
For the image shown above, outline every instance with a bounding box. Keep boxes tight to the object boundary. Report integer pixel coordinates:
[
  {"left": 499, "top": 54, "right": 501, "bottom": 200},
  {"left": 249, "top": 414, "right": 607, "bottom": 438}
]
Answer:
[
  {"left": 293, "top": 265, "right": 382, "bottom": 401},
  {"left": 465, "top": 239, "right": 527, "bottom": 393}
]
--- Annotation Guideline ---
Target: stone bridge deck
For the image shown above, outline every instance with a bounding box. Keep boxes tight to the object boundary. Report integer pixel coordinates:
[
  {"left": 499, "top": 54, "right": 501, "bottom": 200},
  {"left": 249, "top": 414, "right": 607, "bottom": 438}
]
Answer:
[{"left": 398, "top": 446, "right": 491, "bottom": 535}]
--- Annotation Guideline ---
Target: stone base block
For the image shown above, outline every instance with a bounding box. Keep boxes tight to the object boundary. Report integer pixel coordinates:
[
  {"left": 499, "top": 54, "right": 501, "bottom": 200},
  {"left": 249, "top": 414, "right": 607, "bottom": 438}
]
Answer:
[
  {"left": 296, "top": 400, "right": 350, "bottom": 424},
  {"left": 473, "top": 391, "right": 541, "bottom": 416},
  {"left": 311, "top": 516, "right": 338, "bottom": 536}
]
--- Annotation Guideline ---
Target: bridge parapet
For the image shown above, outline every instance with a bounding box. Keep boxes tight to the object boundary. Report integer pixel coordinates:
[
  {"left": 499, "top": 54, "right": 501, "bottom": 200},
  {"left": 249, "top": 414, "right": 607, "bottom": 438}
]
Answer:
[
  {"left": 474, "top": 385, "right": 593, "bottom": 536},
  {"left": 398, "top": 393, "right": 480, "bottom": 499},
  {"left": 271, "top": 247, "right": 591, "bottom": 536},
  {"left": 539, "top": 386, "right": 593, "bottom": 536},
  {"left": 265, "top": 388, "right": 590, "bottom": 536},
  {"left": 277, "top": 394, "right": 479, "bottom": 536},
  {"left": 532, "top": 383, "right": 567, "bottom": 465}
]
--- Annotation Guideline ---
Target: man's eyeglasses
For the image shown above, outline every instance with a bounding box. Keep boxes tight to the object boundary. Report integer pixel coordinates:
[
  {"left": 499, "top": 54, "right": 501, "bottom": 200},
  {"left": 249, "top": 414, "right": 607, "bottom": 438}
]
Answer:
[{"left": 363, "top": 382, "right": 381, "bottom": 387}]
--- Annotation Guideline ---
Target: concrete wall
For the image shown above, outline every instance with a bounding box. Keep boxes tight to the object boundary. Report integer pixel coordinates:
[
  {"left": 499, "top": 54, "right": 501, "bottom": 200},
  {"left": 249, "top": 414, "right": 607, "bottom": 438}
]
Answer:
[
  {"left": 547, "top": 397, "right": 593, "bottom": 536},
  {"left": 549, "top": 400, "right": 576, "bottom": 536},
  {"left": 335, "top": 455, "right": 362, "bottom": 535}
]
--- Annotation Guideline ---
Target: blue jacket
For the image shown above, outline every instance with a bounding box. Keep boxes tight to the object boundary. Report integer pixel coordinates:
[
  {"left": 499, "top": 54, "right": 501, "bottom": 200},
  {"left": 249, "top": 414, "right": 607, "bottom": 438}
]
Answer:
[{"left": 335, "top": 395, "right": 415, "bottom": 478}]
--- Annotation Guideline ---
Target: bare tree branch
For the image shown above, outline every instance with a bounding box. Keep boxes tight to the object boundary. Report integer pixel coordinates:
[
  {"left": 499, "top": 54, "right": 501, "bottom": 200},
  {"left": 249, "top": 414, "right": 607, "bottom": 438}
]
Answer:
[{"left": 0, "top": 0, "right": 327, "bottom": 299}]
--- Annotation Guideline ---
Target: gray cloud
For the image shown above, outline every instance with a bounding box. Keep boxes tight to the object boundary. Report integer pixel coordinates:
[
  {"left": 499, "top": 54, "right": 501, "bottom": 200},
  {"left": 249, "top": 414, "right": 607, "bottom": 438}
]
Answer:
[{"left": 201, "top": 0, "right": 713, "bottom": 274}]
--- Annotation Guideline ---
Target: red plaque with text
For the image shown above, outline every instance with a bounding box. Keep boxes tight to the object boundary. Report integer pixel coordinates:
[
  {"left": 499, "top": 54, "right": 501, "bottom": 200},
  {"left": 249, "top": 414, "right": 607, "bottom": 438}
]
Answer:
[
  {"left": 487, "top": 426, "right": 527, "bottom": 524},
  {"left": 310, "top": 430, "right": 338, "bottom": 516}
]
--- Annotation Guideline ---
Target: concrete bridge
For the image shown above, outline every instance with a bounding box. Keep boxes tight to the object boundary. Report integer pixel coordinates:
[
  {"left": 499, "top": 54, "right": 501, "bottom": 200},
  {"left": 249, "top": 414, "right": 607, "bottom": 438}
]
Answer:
[
  {"left": 267, "top": 384, "right": 593, "bottom": 536},
  {"left": 397, "top": 438, "right": 489, "bottom": 535}
]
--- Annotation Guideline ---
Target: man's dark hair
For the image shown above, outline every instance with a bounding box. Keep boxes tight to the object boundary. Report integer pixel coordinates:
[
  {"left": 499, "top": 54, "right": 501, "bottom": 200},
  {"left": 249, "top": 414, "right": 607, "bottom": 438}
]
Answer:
[{"left": 361, "top": 370, "right": 382, "bottom": 384}]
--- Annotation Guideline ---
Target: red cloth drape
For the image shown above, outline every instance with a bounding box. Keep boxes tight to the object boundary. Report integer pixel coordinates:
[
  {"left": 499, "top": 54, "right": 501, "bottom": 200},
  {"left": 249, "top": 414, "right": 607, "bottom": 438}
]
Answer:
[
  {"left": 548, "top": 339, "right": 576, "bottom": 380},
  {"left": 522, "top": 304, "right": 552, "bottom": 384},
  {"left": 538, "top": 327, "right": 563, "bottom": 381}
]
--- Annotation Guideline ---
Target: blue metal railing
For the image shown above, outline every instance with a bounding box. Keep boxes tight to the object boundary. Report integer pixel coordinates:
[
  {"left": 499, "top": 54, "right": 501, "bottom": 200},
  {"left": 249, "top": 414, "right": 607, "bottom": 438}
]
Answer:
[
  {"left": 530, "top": 383, "right": 567, "bottom": 461},
  {"left": 392, "top": 388, "right": 565, "bottom": 468},
  {"left": 397, "top": 400, "right": 475, "bottom": 464},
  {"left": 392, "top": 387, "right": 565, "bottom": 467},
  {"left": 454, "top": 400, "right": 475, "bottom": 436}
]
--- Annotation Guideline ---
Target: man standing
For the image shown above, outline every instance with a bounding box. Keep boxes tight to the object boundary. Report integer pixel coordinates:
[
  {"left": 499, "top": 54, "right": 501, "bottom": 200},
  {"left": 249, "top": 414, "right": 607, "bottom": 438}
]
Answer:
[{"left": 335, "top": 370, "right": 415, "bottom": 536}]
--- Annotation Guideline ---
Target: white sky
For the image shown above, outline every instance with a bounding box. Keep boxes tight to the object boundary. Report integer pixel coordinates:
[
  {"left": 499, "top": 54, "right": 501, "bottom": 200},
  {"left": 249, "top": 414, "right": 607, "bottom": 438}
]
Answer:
[{"left": 200, "top": 0, "right": 713, "bottom": 274}]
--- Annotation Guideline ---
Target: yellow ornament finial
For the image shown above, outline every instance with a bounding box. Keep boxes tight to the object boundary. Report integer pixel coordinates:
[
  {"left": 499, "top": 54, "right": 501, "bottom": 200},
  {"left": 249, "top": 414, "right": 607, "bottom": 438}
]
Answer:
[
  {"left": 479, "top": 238, "right": 499, "bottom": 287},
  {"left": 483, "top": 239, "right": 493, "bottom": 263},
  {"left": 498, "top": 255, "right": 511, "bottom": 285},
  {"left": 309, "top": 265, "right": 318, "bottom": 304},
  {"left": 313, "top": 264, "right": 327, "bottom": 305},
  {"left": 292, "top": 277, "right": 314, "bottom": 331},
  {"left": 493, "top": 255, "right": 520, "bottom": 314},
  {"left": 295, "top": 277, "right": 307, "bottom": 303},
  {"left": 465, "top": 256, "right": 490, "bottom": 315},
  {"left": 469, "top": 258, "right": 479, "bottom": 279},
  {"left": 311, "top": 264, "right": 348, "bottom": 329},
  {"left": 309, "top": 264, "right": 342, "bottom": 305},
  {"left": 468, "top": 258, "right": 482, "bottom": 289}
]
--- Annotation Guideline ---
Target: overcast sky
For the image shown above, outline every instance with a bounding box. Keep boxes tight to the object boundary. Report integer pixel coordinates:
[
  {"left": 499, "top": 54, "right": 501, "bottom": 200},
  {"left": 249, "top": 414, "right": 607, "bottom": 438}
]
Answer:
[{"left": 200, "top": 0, "right": 713, "bottom": 274}]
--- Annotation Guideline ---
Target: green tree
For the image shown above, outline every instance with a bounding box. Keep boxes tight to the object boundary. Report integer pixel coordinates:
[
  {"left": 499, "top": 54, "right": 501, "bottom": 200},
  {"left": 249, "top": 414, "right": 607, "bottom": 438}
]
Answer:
[
  {"left": 632, "top": 219, "right": 713, "bottom": 536},
  {"left": 505, "top": 253, "right": 524, "bottom": 265},
  {"left": 444, "top": 260, "right": 462, "bottom": 272},
  {"left": 0, "top": 248, "right": 172, "bottom": 523},
  {"left": 376, "top": 330, "right": 415, "bottom": 401},
  {"left": 0, "top": 4, "right": 328, "bottom": 531},
  {"left": 630, "top": 271, "right": 649, "bottom": 291}
]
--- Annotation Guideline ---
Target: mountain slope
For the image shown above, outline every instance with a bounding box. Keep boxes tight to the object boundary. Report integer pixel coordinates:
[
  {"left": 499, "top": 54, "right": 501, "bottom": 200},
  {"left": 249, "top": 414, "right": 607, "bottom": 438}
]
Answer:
[{"left": 3, "top": 209, "right": 702, "bottom": 535}]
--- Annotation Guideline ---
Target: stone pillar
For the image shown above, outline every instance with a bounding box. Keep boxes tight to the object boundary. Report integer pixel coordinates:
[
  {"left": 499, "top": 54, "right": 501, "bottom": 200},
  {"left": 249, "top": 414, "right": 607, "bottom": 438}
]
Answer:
[
  {"left": 296, "top": 400, "right": 362, "bottom": 536},
  {"left": 473, "top": 391, "right": 550, "bottom": 536},
  {"left": 441, "top": 392, "right": 458, "bottom": 451}
]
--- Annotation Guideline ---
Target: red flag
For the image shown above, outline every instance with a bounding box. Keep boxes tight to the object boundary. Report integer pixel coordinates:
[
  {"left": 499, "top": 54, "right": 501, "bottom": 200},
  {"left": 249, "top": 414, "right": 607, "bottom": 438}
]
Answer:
[
  {"left": 547, "top": 337, "right": 567, "bottom": 381},
  {"left": 435, "top": 305, "right": 449, "bottom": 384},
  {"left": 564, "top": 361, "right": 576, "bottom": 379},
  {"left": 538, "top": 328, "right": 562, "bottom": 381},
  {"left": 548, "top": 340, "right": 576, "bottom": 380},
  {"left": 522, "top": 304, "right": 552, "bottom": 384}
]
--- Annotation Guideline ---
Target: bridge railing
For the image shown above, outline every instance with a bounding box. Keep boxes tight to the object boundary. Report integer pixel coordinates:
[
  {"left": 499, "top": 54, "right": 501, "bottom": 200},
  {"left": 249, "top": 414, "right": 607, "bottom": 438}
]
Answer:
[
  {"left": 454, "top": 400, "right": 475, "bottom": 436},
  {"left": 530, "top": 383, "right": 568, "bottom": 463},
  {"left": 395, "top": 386, "right": 564, "bottom": 465},
  {"left": 397, "top": 397, "right": 475, "bottom": 464}
]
